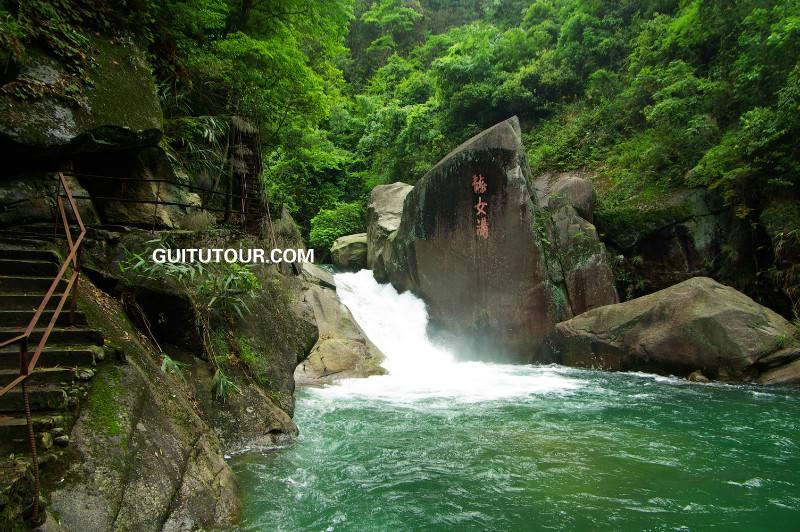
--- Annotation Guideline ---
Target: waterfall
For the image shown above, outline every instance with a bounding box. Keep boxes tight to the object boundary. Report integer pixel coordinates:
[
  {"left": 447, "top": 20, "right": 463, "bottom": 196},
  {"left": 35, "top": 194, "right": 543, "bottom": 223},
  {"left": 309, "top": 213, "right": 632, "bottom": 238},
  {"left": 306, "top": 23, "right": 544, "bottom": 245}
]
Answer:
[{"left": 313, "top": 270, "right": 582, "bottom": 403}]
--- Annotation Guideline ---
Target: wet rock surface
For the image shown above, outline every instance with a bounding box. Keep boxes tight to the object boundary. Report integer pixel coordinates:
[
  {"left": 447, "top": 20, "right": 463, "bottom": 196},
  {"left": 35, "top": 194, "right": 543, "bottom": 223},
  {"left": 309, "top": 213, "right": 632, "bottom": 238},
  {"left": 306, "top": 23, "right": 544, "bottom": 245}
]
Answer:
[
  {"left": 0, "top": 38, "right": 162, "bottom": 156},
  {"left": 294, "top": 284, "right": 385, "bottom": 385}
]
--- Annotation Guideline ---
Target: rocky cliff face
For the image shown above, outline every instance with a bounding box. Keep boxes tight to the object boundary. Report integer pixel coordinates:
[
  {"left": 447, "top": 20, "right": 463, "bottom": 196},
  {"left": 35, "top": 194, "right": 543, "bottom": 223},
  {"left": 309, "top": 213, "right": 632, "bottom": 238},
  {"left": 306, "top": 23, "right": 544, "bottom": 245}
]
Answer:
[
  {"left": 47, "top": 281, "right": 241, "bottom": 531},
  {"left": 331, "top": 233, "right": 368, "bottom": 272},
  {"left": 10, "top": 227, "right": 320, "bottom": 529},
  {"left": 0, "top": 37, "right": 201, "bottom": 231}
]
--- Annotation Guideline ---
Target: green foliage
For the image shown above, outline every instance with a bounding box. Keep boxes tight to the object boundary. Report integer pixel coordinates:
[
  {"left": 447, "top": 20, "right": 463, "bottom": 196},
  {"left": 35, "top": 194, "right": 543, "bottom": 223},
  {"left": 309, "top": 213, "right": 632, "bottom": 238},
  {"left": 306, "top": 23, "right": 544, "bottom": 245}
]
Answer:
[
  {"left": 237, "top": 336, "right": 271, "bottom": 387},
  {"left": 262, "top": 127, "right": 362, "bottom": 232},
  {"left": 147, "top": 0, "right": 357, "bottom": 233},
  {"left": 211, "top": 367, "right": 240, "bottom": 402},
  {"left": 6, "top": 0, "right": 800, "bottom": 265},
  {"left": 122, "top": 241, "right": 261, "bottom": 322},
  {"left": 200, "top": 262, "right": 261, "bottom": 320},
  {"left": 160, "top": 354, "right": 187, "bottom": 380},
  {"left": 162, "top": 115, "right": 229, "bottom": 186},
  {"left": 309, "top": 201, "right": 365, "bottom": 250},
  {"left": 338, "top": 0, "right": 800, "bottom": 239}
]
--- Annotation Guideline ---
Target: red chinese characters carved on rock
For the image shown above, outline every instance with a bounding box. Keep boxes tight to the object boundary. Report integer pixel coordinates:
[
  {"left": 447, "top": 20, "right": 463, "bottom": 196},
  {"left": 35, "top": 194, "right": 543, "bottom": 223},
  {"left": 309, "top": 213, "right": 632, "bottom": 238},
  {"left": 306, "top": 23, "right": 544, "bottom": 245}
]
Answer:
[
  {"left": 471, "top": 174, "right": 489, "bottom": 240},
  {"left": 476, "top": 216, "right": 489, "bottom": 239},
  {"left": 474, "top": 196, "right": 487, "bottom": 216},
  {"left": 472, "top": 174, "right": 487, "bottom": 194}
]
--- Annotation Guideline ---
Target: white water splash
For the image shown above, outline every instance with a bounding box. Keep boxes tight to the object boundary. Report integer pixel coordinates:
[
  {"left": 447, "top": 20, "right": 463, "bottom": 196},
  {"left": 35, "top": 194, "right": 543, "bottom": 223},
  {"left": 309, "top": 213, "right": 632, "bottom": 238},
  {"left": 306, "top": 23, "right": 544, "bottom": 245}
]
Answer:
[{"left": 313, "top": 270, "right": 582, "bottom": 403}]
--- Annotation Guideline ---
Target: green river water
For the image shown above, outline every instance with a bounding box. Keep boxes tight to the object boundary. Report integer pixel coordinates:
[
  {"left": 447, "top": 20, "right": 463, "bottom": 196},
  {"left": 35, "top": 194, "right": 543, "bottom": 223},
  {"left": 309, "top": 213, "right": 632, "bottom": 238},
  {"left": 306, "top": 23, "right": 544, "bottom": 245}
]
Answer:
[{"left": 232, "top": 272, "right": 800, "bottom": 531}]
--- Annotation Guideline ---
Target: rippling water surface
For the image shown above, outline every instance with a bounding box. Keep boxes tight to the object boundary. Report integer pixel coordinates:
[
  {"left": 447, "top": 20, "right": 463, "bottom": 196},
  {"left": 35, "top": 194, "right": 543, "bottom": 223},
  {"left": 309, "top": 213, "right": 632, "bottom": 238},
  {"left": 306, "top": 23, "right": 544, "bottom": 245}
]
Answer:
[{"left": 233, "top": 271, "right": 800, "bottom": 530}]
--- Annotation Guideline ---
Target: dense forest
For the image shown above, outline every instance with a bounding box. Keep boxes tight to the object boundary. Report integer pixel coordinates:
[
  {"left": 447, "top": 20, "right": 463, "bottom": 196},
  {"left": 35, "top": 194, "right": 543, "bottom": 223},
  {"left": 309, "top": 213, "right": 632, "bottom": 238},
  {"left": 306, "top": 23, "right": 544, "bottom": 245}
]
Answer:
[{"left": 2, "top": 0, "right": 799, "bottom": 296}]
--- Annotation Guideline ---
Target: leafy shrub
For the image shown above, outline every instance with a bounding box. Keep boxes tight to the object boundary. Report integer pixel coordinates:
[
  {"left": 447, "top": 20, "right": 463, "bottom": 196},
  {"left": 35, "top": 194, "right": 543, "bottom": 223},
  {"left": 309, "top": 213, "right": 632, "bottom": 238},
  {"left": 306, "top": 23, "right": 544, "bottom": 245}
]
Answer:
[
  {"left": 199, "top": 262, "right": 261, "bottom": 320},
  {"left": 309, "top": 201, "right": 364, "bottom": 250}
]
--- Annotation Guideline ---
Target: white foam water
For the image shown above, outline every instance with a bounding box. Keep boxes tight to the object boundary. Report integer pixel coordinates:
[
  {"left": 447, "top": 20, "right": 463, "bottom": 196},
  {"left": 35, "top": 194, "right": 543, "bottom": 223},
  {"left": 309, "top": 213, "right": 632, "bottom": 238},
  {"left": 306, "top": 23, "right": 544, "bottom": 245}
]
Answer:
[{"left": 312, "top": 270, "right": 583, "bottom": 403}]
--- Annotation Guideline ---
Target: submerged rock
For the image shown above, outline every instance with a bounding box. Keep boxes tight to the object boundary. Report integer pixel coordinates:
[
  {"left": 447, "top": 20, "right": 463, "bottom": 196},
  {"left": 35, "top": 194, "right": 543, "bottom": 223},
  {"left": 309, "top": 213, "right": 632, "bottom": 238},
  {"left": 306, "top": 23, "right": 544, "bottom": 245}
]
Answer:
[
  {"left": 545, "top": 277, "right": 796, "bottom": 380},
  {"left": 331, "top": 233, "right": 368, "bottom": 272},
  {"left": 366, "top": 182, "right": 413, "bottom": 281},
  {"left": 688, "top": 370, "right": 710, "bottom": 383}
]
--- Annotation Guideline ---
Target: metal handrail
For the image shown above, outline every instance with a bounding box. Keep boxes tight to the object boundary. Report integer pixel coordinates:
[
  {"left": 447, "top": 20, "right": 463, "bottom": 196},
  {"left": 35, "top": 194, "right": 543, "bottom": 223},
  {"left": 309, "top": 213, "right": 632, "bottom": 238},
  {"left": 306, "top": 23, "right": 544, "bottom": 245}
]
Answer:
[
  {"left": 57, "top": 170, "right": 267, "bottom": 231},
  {"left": 0, "top": 172, "right": 85, "bottom": 387},
  {"left": 60, "top": 171, "right": 256, "bottom": 202},
  {"left": 0, "top": 172, "right": 85, "bottom": 524}
]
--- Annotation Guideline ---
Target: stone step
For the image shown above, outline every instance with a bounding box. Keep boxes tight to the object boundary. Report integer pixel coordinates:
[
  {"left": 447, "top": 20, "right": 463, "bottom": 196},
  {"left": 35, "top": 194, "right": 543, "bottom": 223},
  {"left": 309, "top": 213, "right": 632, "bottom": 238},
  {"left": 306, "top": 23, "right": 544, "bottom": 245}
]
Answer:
[
  {"left": 0, "top": 346, "right": 98, "bottom": 369},
  {"left": 0, "top": 259, "right": 60, "bottom": 277},
  {"left": 0, "top": 327, "right": 103, "bottom": 346},
  {"left": 0, "top": 276, "right": 68, "bottom": 293},
  {"left": 0, "top": 293, "right": 65, "bottom": 311},
  {"left": 0, "top": 309, "right": 86, "bottom": 327},
  {"left": 0, "top": 231, "right": 58, "bottom": 243},
  {"left": 0, "top": 248, "right": 60, "bottom": 263},
  {"left": 0, "top": 223, "right": 56, "bottom": 236},
  {"left": 0, "top": 413, "right": 66, "bottom": 451},
  {"left": 0, "top": 367, "right": 78, "bottom": 386},
  {"left": 0, "top": 385, "right": 66, "bottom": 412}
]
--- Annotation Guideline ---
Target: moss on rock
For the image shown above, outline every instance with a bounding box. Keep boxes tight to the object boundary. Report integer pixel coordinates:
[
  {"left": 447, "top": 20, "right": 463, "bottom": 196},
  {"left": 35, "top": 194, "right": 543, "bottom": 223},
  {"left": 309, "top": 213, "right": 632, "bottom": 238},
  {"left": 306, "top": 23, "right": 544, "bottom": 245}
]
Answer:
[{"left": 0, "top": 36, "right": 162, "bottom": 154}]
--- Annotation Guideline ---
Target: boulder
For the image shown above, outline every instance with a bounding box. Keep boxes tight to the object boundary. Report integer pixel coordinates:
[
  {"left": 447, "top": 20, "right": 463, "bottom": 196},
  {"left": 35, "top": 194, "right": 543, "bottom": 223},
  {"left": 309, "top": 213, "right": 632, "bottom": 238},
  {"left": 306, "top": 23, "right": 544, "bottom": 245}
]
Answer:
[
  {"left": 294, "top": 284, "right": 385, "bottom": 385},
  {"left": 366, "top": 182, "right": 413, "bottom": 281},
  {"left": 0, "top": 37, "right": 162, "bottom": 156},
  {"left": 384, "top": 116, "right": 570, "bottom": 361},
  {"left": 535, "top": 172, "right": 618, "bottom": 314},
  {"left": 534, "top": 171, "right": 596, "bottom": 222},
  {"left": 545, "top": 277, "right": 796, "bottom": 381},
  {"left": 331, "top": 233, "right": 368, "bottom": 272},
  {"left": 688, "top": 370, "right": 710, "bottom": 383}
]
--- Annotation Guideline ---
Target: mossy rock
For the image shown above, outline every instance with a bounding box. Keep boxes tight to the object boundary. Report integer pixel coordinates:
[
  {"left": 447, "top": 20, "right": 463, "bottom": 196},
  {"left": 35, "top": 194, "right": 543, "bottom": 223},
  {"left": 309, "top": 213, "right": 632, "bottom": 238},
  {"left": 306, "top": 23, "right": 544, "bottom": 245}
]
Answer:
[
  {"left": 596, "top": 188, "right": 720, "bottom": 250},
  {"left": 0, "top": 36, "right": 162, "bottom": 155}
]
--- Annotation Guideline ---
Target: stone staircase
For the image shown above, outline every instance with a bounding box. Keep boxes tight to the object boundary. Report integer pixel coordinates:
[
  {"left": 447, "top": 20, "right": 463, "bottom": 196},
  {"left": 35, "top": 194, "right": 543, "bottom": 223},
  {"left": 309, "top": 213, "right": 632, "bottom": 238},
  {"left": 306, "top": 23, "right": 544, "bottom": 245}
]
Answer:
[{"left": 0, "top": 236, "right": 103, "bottom": 455}]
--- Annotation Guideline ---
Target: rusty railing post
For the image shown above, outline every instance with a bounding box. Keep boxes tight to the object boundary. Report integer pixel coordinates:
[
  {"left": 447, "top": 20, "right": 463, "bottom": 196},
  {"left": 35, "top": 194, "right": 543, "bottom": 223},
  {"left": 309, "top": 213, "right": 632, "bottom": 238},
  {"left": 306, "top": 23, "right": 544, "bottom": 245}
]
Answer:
[
  {"left": 69, "top": 246, "right": 80, "bottom": 326},
  {"left": 19, "top": 339, "right": 41, "bottom": 524},
  {"left": 152, "top": 180, "right": 161, "bottom": 233},
  {"left": 52, "top": 179, "right": 61, "bottom": 244}
]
